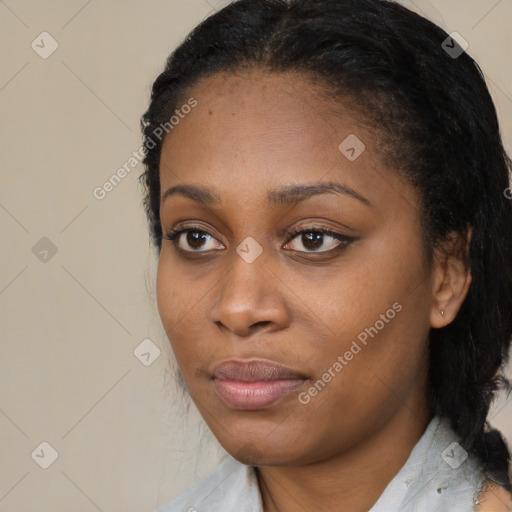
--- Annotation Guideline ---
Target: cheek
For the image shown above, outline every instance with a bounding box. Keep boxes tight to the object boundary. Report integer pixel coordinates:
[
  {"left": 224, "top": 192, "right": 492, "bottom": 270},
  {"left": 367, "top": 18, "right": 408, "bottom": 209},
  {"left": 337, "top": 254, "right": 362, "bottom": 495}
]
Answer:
[
  {"left": 155, "top": 254, "right": 175, "bottom": 326},
  {"left": 155, "top": 253, "right": 192, "bottom": 352},
  {"left": 156, "top": 248, "right": 201, "bottom": 322},
  {"left": 155, "top": 252, "right": 214, "bottom": 371},
  {"left": 309, "top": 237, "right": 431, "bottom": 397}
]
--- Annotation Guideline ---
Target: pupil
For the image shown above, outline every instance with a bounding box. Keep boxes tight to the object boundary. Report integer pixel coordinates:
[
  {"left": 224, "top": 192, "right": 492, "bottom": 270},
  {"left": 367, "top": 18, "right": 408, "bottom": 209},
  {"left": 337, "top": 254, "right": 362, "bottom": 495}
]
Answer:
[
  {"left": 303, "top": 232, "right": 322, "bottom": 250},
  {"left": 188, "top": 231, "right": 206, "bottom": 249}
]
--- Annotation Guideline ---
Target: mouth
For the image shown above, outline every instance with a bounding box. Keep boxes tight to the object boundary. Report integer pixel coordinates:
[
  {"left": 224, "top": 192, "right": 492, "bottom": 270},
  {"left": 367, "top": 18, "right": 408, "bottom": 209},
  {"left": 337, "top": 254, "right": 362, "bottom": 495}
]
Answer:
[{"left": 211, "top": 359, "right": 308, "bottom": 410}]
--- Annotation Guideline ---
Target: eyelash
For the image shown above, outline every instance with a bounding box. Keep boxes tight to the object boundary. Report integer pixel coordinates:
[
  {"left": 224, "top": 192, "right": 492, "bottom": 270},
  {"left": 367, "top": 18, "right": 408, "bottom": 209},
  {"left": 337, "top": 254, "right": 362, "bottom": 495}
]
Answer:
[{"left": 163, "top": 224, "right": 354, "bottom": 255}]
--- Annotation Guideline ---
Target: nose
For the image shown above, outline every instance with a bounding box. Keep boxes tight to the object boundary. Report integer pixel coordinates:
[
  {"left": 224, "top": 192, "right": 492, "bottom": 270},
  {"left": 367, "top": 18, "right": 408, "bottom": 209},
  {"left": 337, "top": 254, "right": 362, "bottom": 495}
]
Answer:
[{"left": 210, "top": 250, "right": 291, "bottom": 338}]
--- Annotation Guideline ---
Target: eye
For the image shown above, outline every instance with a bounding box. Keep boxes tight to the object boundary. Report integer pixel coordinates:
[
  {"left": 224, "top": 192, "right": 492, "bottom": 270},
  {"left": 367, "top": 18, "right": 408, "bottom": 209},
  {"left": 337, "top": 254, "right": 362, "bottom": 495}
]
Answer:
[
  {"left": 283, "top": 225, "right": 353, "bottom": 253},
  {"left": 163, "top": 224, "right": 354, "bottom": 255},
  {"left": 164, "top": 225, "right": 224, "bottom": 253}
]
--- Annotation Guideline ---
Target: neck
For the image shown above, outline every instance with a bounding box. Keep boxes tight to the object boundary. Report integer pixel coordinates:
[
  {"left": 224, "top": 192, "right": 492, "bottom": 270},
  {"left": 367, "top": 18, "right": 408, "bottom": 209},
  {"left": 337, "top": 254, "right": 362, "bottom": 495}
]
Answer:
[{"left": 256, "top": 404, "right": 434, "bottom": 512}]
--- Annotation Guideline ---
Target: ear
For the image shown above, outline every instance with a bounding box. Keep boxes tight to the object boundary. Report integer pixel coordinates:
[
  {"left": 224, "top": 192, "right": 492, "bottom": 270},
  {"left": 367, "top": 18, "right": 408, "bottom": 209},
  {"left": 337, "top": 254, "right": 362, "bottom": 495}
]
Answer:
[{"left": 430, "top": 226, "right": 473, "bottom": 329}]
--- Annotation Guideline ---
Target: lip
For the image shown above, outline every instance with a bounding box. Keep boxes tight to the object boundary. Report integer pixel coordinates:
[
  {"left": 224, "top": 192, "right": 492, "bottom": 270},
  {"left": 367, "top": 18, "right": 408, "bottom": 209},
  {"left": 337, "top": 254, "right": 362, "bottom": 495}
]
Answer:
[{"left": 211, "top": 359, "right": 308, "bottom": 410}]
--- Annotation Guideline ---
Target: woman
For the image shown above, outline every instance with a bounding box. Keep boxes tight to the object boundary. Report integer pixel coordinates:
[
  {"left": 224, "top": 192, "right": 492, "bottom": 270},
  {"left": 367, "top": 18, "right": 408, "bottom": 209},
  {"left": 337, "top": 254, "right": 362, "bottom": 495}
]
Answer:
[{"left": 139, "top": 0, "right": 512, "bottom": 510}]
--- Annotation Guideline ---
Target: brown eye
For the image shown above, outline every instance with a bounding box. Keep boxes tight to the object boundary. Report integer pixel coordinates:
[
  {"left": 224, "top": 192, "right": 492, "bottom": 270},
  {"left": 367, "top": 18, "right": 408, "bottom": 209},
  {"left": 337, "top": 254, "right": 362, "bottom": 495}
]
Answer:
[
  {"left": 164, "top": 225, "right": 353, "bottom": 256},
  {"left": 283, "top": 227, "right": 353, "bottom": 253},
  {"left": 164, "top": 227, "right": 224, "bottom": 252}
]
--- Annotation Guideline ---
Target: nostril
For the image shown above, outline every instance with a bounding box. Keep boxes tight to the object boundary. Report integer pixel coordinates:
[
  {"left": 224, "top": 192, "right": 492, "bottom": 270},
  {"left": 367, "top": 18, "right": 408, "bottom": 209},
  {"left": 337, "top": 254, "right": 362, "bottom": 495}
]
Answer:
[{"left": 251, "top": 321, "right": 271, "bottom": 329}]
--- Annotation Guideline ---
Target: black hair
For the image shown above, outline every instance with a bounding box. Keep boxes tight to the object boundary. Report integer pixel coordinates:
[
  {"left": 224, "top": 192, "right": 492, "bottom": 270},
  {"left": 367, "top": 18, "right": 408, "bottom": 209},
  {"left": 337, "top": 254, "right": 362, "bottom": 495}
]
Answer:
[{"left": 139, "top": 0, "right": 512, "bottom": 490}]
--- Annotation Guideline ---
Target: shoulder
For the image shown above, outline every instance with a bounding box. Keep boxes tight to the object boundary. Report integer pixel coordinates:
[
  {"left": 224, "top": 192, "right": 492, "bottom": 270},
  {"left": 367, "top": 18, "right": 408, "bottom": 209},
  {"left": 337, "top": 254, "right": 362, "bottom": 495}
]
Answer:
[{"left": 475, "top": 481, "right": 512, "bottom": 512}]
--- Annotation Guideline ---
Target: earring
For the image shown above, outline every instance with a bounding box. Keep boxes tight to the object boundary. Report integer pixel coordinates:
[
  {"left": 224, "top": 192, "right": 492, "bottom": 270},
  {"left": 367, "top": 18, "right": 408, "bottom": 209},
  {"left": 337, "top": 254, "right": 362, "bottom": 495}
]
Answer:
[{"left": 441, "top": 309, "right": 446, "bottom": 317}]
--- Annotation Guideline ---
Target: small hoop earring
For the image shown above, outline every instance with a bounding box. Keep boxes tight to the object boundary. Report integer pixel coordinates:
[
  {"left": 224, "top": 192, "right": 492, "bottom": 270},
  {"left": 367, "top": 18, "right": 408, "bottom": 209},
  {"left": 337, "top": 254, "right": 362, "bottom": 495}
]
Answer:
[{"left": 441, "top": 309, "right": 446, "bottom": 317}]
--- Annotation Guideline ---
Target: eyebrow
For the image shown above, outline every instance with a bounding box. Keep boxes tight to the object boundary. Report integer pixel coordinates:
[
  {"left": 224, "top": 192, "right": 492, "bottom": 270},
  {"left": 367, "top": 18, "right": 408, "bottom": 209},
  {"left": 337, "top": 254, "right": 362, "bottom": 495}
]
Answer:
[{"left": 161, "top": 181, "right": 371, "bottom": 207}]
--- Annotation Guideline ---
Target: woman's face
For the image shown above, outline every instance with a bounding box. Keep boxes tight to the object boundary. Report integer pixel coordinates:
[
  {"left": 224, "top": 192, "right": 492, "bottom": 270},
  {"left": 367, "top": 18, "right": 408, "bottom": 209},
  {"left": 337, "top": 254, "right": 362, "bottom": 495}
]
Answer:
[{"left": 156, "top": 69, "right": 436, "bottom": 466}]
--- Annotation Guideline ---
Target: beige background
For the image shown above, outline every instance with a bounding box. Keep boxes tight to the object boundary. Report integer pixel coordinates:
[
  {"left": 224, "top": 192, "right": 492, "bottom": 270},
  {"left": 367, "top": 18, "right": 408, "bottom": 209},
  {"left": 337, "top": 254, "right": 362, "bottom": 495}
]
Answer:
[{"left": 0, "top": 1, "right": 511, "bottom": 510}]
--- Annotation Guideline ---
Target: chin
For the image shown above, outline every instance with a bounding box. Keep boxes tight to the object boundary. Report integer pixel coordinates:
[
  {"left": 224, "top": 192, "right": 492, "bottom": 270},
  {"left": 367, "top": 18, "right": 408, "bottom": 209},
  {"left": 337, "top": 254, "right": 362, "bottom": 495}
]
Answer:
[
  {"left": 228, "top": 440, "right": 267, "bottom": 465},
  {"left": 227, "top": 438, "right": 306, "bottom": 467}
]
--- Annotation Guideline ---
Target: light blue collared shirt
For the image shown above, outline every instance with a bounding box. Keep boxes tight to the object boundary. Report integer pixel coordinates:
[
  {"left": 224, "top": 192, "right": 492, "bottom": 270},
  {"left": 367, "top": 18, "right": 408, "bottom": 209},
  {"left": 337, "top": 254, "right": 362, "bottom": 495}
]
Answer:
[{"left": 156, "top": 415, "right": 488, "bottom": 512}]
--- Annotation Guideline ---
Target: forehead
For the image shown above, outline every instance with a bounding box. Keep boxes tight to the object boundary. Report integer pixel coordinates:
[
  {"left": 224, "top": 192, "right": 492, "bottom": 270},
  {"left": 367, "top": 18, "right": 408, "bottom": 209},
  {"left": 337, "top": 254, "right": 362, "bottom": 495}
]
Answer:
[
  {"left": 166, "top": 70, "right": 346, "bottom": 161},
  {"left": 158, "top": 70, "right": 415, "bottom": 214}
]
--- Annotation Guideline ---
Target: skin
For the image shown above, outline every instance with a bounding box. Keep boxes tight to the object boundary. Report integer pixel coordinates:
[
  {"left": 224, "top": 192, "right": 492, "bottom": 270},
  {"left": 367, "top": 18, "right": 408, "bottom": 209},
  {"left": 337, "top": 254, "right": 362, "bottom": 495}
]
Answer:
[
  {"left": 476, "top": 483, "right": 512, "bottom": 512},
  {"left": 156, "top": 69, "right": 474, "bottom": 512}
]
